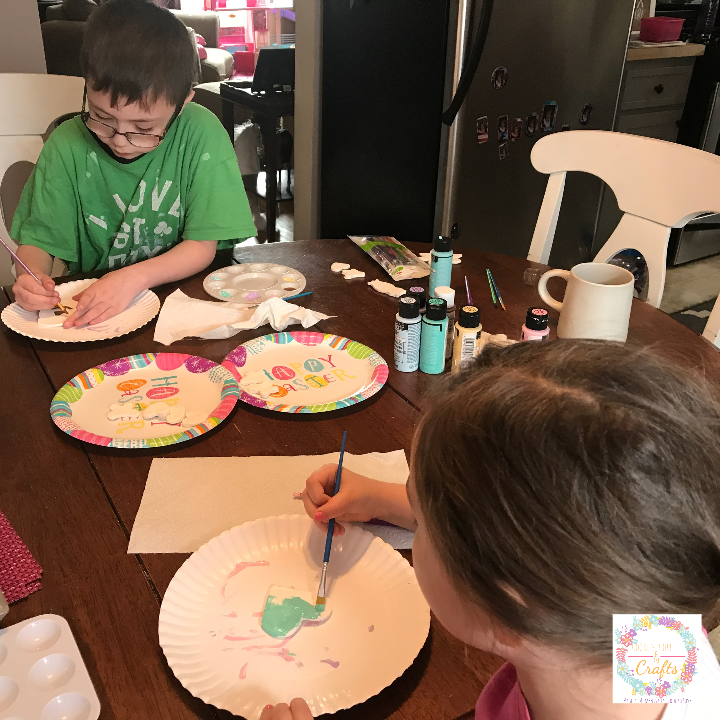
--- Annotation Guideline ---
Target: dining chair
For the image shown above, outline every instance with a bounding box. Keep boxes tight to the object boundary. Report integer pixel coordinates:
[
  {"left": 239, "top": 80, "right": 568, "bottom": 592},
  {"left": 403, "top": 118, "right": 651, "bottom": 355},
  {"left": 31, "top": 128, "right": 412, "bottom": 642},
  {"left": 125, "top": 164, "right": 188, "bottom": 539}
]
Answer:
[
  {"left": 703, "top": 298, "right": 720, "bottom": 349},
  {"left": 527, "top": 130, "right": 720, "bottom": 308},
  {"left": 0, "top": 73, "right": 84, "bottom": 286}
]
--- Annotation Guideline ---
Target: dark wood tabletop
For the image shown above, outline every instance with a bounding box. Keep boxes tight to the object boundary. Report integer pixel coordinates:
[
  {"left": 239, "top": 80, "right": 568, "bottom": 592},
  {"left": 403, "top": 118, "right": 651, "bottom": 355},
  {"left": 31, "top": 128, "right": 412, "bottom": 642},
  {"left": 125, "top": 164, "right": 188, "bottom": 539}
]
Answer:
[{"left": 2, "top": 239, "right": 719, "bottom": 720}]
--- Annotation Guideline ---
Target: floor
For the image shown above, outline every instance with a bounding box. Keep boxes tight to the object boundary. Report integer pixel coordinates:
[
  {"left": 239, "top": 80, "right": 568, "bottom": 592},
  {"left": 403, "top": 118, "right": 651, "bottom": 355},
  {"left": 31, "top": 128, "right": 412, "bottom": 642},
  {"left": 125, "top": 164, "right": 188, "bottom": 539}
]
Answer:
[
  {"left": 234, "top": 170, "right": 294, "bottom": 249},
  {"left": 660, "top": 253, "right": 720, "bottom": 315}
]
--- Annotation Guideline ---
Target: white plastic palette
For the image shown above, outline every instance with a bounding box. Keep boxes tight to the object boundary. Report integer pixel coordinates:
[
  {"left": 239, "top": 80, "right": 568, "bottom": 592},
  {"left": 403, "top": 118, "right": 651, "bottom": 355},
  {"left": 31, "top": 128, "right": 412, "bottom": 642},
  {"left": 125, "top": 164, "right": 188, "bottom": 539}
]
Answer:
[
  {"left": 0, "top": 614, "right": 100, "bottom": 720},
  {"left": 203, "top": 264, "right": 306, "bottom": 305}
]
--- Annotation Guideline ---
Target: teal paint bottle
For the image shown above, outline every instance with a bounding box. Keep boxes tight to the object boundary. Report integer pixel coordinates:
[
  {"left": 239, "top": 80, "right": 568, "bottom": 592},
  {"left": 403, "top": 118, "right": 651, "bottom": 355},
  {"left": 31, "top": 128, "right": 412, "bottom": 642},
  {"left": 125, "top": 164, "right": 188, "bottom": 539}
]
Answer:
[
  {"left": 419, "top": 298, "right": 448, "bottom": 375},
  {"left": 428, "top": 235, "right": 453, "bottom": 297}
]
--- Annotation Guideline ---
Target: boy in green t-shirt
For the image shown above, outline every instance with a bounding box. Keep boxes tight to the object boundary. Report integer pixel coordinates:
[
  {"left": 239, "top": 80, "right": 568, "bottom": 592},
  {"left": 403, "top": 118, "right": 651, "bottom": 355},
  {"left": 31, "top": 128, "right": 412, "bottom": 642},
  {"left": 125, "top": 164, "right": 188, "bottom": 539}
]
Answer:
[{"left": 11, "top": 0, "right": 256, "bottom": 327}]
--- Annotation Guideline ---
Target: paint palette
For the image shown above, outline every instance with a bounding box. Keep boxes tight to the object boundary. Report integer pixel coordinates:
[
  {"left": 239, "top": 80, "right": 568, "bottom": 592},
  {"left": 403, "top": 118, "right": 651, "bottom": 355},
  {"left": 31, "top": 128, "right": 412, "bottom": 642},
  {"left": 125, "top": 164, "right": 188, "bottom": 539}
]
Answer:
[
  {"left": 0, "top": 614, "right": 100, "bottom": 720},
  {"left": 203, "top": 264, "right": 306, "bottom": 305},
  {"left": 50, "top": 353, "right": 240, "bottom": 449},
  {"left": 159, "top": 515, "right": 430, "bottom": 719}
]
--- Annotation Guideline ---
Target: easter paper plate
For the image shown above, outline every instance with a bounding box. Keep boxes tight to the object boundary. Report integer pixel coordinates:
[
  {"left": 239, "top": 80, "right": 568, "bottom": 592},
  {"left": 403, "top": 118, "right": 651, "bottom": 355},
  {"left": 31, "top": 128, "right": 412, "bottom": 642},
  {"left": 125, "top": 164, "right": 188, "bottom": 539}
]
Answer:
[
  {"left": 159, "top": 514, "right": 430, "bottom": 719},
  {"left": 1, "top": 278, "right": 160, "bottom": 343},
  {"left": 50, "top": 353, "right": 239, "bottom": 449},
  {"left": 203, "top": 263, "right": 306, "bottom": 305},
  {"left": 221, "top": 332, "right": 389, "bottom": 413}
]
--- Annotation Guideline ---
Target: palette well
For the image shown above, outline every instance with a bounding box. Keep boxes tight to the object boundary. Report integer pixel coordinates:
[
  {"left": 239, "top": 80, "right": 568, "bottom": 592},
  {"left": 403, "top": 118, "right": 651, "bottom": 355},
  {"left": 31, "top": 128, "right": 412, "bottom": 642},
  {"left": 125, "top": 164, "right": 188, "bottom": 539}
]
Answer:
[
  {"left": 0, "top": 614, "right": 100, "bottom": 720},
  {"left": 203, "top": 264, "right": 306, "bottom": 305},
  {"left": 159, "top": 515, "right": 429, "bottom": 719}
]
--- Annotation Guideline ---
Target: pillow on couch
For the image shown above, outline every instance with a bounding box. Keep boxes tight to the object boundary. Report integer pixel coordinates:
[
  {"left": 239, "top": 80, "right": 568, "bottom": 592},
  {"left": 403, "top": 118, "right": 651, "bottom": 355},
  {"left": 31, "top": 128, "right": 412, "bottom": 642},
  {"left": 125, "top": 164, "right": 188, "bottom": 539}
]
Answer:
[{"left": 62, "top": 0, "right": 99, "bottom": 21}]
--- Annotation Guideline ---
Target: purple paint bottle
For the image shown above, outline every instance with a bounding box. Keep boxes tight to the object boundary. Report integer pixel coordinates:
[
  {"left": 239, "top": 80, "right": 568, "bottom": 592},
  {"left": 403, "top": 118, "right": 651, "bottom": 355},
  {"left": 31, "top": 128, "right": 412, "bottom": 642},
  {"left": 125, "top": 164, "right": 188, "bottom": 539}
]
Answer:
[
  {"left": 407, "top": 287, "right": 426, "bottom": 315},
  {"left": 521, "top": 307, "right": 550, "bottom": 342}
]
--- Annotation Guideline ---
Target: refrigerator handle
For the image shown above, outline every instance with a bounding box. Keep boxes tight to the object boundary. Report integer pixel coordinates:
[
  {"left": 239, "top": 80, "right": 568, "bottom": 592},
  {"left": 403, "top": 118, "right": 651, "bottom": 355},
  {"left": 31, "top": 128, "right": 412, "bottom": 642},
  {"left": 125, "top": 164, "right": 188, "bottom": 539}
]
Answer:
[
  {"left": 700, "top": 82, "right": 720, "bottom": 153},
  {"left": 442, "top": 0, "right": 495, "bottom": 126}
]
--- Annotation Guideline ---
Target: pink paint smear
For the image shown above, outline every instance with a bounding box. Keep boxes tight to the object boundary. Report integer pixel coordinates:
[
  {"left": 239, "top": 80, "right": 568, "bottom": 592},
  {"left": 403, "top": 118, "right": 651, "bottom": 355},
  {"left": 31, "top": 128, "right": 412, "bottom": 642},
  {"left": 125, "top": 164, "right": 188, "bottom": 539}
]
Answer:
[
  {"left": 320, "top": 659, "right": 340, "bottom": 668},
  {"left": 220, "top": 560, "right": 270, "bottom": 600},
  {"left": 368, "top": 625, "right": 375, "bottom": 632},
  {"left": 238, "top": 663, "right": 249, "bottom": 679}
]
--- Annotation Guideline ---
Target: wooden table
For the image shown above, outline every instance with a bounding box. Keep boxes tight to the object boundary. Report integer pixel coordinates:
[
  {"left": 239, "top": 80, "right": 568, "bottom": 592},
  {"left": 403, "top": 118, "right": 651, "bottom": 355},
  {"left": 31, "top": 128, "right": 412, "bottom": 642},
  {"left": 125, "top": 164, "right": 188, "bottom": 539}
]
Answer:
[{"left": 2, "top": 239, "right": 719, "bottom": 720}]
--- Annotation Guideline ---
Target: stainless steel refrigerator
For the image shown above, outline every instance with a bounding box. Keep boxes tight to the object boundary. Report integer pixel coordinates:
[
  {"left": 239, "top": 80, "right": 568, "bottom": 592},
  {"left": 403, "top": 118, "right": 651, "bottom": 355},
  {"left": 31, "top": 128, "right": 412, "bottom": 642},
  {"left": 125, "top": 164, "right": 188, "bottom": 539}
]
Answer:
[{"left": 320, "top": 0, "right": 636, "bottom": 269}]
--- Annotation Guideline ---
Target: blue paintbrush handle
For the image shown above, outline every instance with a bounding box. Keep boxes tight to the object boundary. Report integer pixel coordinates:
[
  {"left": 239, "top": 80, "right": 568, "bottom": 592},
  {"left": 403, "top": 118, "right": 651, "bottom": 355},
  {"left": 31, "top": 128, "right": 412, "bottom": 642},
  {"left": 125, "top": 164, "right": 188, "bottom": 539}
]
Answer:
[{"left": 322, "top": 431, "right": 347, "bottom": 563}]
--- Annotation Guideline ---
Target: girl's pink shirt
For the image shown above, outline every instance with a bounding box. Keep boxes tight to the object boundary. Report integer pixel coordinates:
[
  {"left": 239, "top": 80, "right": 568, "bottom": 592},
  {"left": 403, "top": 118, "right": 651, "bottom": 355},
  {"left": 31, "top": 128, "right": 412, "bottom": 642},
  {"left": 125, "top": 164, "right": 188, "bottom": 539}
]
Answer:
[{"left": 475, "top": 663, "right": 531, "bottom": 720}]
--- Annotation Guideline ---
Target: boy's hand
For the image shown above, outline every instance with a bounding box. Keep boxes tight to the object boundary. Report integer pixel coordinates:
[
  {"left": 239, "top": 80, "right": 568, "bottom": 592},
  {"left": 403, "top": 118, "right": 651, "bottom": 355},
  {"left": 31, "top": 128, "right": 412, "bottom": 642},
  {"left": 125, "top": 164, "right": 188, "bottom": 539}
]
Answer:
[
  {"left": 64, "top": 267, "right": 146, "bottom": 328},
  {"left": 260, "top": 700, "right": 313, "bottom": 720},
  {"left": 302, "top": 464, "right": 383, "bottom": 536},
  {"left": 12, "top": 272, "right": 61, "bottom": 311}
]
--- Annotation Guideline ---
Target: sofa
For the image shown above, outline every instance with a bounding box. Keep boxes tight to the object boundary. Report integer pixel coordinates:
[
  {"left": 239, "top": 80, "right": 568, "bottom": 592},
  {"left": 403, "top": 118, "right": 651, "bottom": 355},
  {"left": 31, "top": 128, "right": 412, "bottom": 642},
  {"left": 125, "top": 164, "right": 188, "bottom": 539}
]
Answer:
[{"left": 42, "top": 2, "right": 234, "bottom": 83}]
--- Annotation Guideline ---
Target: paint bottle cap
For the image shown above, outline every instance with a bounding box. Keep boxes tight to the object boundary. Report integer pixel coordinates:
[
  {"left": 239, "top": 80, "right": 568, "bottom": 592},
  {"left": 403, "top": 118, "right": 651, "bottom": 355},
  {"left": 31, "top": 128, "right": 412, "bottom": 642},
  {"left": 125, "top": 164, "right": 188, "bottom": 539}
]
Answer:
[
  {"left": 407, "top": 286, "right": 426, "bottom": 311},
  {"left": 433, "top": 286, "right": 455, "bottom": 309},
  {"left": 434, "top": 235, "right": 452, "bottom": 252},
  {"left": 459, "top": 305, "right": 480, "bottom": 327},
  {"left": 425, "top": 297, "right": 447, "bottom": 321},
  {"left": 398, "top": 295, "right": 420, "bottom": 319},
  {"left": 525, "top": 307, "right": 549, "bottom": 331}
]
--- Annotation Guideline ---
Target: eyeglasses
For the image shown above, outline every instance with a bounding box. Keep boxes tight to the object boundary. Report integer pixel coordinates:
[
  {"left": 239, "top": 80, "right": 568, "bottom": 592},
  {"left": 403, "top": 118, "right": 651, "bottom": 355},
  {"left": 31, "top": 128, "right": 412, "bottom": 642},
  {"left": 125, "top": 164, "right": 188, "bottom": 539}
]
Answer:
[{"left": 80, "top": 86, "right": 182, "bottom": 149}]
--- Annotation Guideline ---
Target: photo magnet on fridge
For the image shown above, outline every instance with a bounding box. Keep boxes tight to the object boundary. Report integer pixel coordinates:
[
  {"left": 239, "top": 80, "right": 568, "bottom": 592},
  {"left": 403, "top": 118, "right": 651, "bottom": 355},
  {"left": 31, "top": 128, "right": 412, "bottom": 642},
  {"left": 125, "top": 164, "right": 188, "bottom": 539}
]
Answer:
[
  {"left": 491, "top": 66, "right": 508, "bottom": 90},
  {"left": 498, "top": 115, "right": 509, "bottom": 143},
  {"left": 579, "top": 103, "right": 594, "bottom": 126},
  {"left": 542, "top": 101, "right": 558, "bottom": 132},
  {"left": 476, "top": 116, "right": 489, "bottom": 144},
  {"left": 525, "top": 112, "right": 539, "bottom": 137},
  {"left": 510, "top": 117, "right": 523, "bottom": 141},
  {"left": 499, "top": 142, "right": 509, "bottom": 160}
]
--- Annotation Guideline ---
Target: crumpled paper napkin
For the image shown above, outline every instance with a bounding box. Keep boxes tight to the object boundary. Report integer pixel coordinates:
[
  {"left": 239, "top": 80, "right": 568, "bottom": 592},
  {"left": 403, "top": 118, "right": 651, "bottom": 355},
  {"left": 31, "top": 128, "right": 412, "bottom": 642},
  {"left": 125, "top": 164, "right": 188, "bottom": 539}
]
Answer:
[{"left": 153, "top": 290, "right": 333, "bottom": 345}]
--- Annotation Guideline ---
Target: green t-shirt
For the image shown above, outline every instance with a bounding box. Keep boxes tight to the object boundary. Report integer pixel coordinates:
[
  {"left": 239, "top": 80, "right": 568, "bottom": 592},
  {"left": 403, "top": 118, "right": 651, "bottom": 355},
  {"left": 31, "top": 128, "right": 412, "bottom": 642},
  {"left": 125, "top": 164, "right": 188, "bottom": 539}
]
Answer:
[{"left": 11, "top": 103, "right": 256, "bottom": 273}]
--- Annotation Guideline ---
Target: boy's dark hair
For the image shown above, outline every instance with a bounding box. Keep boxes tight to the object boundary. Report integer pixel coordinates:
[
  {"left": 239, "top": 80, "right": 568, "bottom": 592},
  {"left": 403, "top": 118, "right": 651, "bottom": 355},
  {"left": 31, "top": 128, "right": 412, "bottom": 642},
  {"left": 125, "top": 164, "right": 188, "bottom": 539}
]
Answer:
[
  {"left": 414, "top": 341, "right": 720, "bottom": 664},
  {"left": 80, "top": 0, "right": 196, "bottom": 109}
]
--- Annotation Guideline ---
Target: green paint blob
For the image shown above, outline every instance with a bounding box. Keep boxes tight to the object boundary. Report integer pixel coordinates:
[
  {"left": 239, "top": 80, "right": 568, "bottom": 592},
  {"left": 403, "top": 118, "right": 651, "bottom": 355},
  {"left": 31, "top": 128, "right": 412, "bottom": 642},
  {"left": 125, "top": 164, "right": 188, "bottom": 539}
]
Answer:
[{"left": 261, "top": 594, "right": 320, "bottom": 638}]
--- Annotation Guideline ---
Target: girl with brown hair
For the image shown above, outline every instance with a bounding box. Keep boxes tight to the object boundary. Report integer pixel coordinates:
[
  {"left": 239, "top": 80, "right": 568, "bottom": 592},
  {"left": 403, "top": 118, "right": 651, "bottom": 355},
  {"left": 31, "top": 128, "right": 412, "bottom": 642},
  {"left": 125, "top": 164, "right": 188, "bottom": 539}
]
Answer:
[{"left": 264, "top": 341, "right": 720, "bottom": 720}]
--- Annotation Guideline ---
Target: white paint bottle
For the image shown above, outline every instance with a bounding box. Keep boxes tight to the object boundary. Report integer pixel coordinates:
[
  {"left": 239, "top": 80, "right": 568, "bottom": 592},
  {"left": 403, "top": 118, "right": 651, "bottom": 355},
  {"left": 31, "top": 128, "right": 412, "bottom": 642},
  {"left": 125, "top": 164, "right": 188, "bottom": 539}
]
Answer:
[{"left": 394, "top": 296, "right": 422, "bottom": 372}]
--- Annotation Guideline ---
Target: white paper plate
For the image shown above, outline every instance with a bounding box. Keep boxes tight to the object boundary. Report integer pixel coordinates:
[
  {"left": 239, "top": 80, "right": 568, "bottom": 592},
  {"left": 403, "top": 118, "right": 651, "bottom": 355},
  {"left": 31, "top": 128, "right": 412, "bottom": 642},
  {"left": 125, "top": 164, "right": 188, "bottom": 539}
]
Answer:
[
  {"left": 1, "top": 279, "right": 160, "bottom": 343},
  {"left": 50, "top": 353, "right": 240, "bottom": 449},
  {"left": 159, "top": 515, "right": 429, "bottom": 718},
  {"left": 204, "top": 263, "right": 306, "bottom": 305}
]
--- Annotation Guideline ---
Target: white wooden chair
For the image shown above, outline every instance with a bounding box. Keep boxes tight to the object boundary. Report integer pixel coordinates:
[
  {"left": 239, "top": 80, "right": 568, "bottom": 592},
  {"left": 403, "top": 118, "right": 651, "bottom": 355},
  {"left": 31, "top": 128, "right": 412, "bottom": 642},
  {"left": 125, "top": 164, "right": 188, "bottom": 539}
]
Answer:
[
  {"left": 527, "top": 130, "right": 720, "bottom": 309},
  {"left": 0, "top": 73, "right": 84, "bottom": 285}
]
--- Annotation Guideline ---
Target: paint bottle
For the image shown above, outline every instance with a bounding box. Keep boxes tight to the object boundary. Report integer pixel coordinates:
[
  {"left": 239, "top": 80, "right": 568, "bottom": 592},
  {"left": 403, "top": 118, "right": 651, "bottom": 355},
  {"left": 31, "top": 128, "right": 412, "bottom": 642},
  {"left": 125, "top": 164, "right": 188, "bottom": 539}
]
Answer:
[
  {"left": 407, "top": 286, "right": 426, "bottom": 314},
  {"left": 394, "top": 296, "right": 422, "bottom": 372},
  {"left": 433, "top": 286, "right": 456, "bottom": 362},
  {"left": 419, "top": 298, "right": 448, "bottom": 375},
  {"left": 521, "top": 307, "right": 550, "bottom": 341},
  {"left": 428, "top": 235, "right": 453, "bottom": 297},
  {"left": 452, "top": 305, "right": 482, "bottom": 372}
]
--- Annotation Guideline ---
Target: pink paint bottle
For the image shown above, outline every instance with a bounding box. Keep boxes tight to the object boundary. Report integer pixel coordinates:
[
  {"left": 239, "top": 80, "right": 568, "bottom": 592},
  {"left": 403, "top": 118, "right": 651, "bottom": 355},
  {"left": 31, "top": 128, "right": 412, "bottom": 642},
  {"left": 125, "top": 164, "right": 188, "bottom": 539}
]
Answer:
[{"left": 521, "top": 307, "right": 550, "bottom": 342}]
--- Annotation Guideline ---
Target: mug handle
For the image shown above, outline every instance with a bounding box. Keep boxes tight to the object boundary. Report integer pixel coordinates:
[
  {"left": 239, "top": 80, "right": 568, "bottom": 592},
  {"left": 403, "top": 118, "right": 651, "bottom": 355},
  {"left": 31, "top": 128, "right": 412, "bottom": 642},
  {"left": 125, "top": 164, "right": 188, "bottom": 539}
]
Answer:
[{"left": 537, "top": 269, "right": 570, "bottom": 312}]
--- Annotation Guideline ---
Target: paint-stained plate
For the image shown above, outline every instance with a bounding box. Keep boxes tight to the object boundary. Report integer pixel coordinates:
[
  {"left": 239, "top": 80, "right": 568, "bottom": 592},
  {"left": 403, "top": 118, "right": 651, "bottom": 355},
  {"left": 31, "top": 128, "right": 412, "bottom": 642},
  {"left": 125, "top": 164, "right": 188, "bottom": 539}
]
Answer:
[
  {"left": 159, "top": 515, "right": 429, "bottom": 718},
  {"left": 222, "top": 332, "right": 388, "bottom": 414}
]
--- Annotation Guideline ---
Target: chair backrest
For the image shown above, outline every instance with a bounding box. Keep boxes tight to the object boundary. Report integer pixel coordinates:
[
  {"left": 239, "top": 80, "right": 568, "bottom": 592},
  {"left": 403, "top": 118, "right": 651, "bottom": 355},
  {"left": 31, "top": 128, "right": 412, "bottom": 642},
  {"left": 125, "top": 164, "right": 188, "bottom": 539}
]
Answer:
[
  {"left": 527, "top": 130, "right": 720, "bottom": 265},
  {"left": 0, "top": 74, "right": 84, "bottom": 285}
]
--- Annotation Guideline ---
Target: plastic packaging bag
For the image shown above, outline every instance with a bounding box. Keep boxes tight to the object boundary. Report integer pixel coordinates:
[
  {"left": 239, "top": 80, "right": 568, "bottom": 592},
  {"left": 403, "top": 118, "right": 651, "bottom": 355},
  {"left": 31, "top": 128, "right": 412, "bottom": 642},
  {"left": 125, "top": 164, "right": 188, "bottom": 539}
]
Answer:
[{"left": 348, "top": 236, "right": 430, "bottom": 281}]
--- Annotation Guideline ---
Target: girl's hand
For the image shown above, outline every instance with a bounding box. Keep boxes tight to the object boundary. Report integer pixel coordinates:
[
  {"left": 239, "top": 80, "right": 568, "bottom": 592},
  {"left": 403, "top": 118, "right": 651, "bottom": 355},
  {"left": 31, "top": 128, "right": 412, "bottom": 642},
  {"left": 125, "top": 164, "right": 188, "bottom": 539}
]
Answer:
[
  {"left": 12, "top": 272, "right": 60, "bottom": 311},
  {"left": 260, "top": 699, "right": 313, "bottom": 720},
  {"left": 302, "top": 464, "right": 384, "bottom": 537},
  {"left": 64, "top": 268, "right": 146, "bottom": 328}
]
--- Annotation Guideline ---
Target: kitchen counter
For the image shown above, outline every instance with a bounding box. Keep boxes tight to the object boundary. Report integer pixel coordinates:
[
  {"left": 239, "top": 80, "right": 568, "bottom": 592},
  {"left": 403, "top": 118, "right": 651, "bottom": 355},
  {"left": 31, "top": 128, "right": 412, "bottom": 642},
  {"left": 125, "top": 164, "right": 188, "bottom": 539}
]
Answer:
[{"left": 627, "top": 42, "right": 706, "bottom": 61}]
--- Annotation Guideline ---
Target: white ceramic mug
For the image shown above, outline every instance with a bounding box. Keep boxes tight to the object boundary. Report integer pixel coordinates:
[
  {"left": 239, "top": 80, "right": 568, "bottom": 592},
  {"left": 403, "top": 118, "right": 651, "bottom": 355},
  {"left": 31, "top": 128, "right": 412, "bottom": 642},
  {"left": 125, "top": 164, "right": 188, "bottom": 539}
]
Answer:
[{"left": 537, "top": 263, "right": 634, "bottom": 342}]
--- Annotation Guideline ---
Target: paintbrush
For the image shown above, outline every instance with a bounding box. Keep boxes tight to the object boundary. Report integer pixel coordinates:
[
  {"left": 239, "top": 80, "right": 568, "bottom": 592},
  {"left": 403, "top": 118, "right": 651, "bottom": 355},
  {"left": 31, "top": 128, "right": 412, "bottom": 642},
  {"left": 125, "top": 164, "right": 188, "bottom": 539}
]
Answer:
[
  {"left": 486, "top": 269, "right": 498, "bottom": 307},
  {"left": 315, "top": 430, "right": 347, "bottom": 612},
  {"left": 465, "top": 276, "right": 473, "bottom": 306},
  {"left": 0, "top": 237, "right": 68, "bottom": 313},
  {"left": 487, "top": 268, "right": 506, "bottom": 311}
]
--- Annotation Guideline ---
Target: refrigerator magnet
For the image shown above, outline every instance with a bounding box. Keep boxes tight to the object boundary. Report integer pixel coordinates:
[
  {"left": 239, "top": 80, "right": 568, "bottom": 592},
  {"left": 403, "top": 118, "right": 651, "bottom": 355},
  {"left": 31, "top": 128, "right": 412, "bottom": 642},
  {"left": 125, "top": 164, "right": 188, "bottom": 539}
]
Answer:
[
  {"left": 510, "top": 117, "right": 523, "bottom": 141},
  {"left": 579, "top": 103, "right": 594, "bottom": 126},
  {"left": 526, "top": 112, "right": 539, "bottom": 137},
  {"left": 541, "top": 101, "right": 557, "bottom": 132},
  {"left": 491, "top": 66, "right": 508, "bottom": 90},
  {"left": 499, "top": 142, "right": 509, "bottom": 160},
  {"left": 498, "top": 115, "right": 509, "bottom": 143},
  {"left": 476, "top": 116, "right": 489, "bottom": 144}
]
